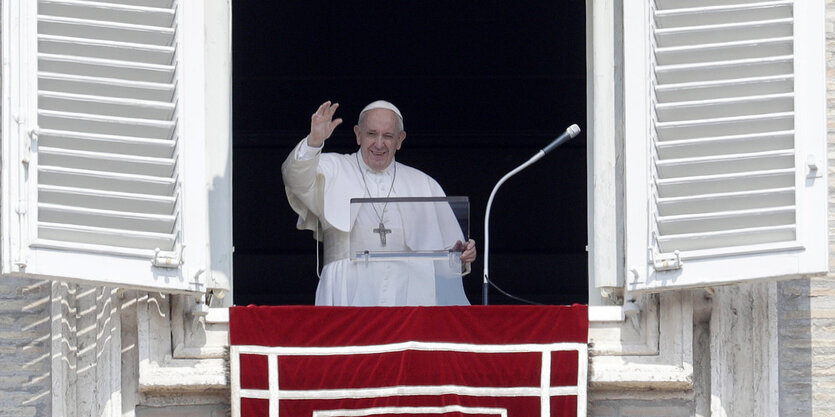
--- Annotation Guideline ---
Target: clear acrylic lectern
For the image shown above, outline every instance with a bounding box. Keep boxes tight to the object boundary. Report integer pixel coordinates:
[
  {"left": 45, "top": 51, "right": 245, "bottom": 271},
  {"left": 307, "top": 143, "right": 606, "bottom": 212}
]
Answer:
[{"left": 349, "top": 196, "right": 469, "bottom": 273}]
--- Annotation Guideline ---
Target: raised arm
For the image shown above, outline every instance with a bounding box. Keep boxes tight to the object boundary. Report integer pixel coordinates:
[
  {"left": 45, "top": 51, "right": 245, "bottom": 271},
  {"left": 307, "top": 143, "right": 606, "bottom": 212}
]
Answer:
[
  {"left": 308, "top": 101, "right": 343, "bottom": 147},
  {"left": 281, "top": 101, "right": 343, "bottom": 231}
]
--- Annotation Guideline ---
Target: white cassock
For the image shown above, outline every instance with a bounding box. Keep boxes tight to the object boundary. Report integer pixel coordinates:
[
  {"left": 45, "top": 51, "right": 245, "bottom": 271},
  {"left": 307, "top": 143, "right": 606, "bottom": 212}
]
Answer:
[{"left": 281, "top": 138, "right": 470, "bottom": 306}]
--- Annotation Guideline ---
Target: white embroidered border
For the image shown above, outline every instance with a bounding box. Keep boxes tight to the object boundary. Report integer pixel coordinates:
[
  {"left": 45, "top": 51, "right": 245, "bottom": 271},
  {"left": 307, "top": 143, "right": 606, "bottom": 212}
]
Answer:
[
  {"left": 239, "top": 385, "right": 579, "bottom": 399},
  {"left": 230, "top": 341, "right": 588, "bottom": 417},
  {"left": 312, "top": 405, "right": 509, "bottom": 417}
]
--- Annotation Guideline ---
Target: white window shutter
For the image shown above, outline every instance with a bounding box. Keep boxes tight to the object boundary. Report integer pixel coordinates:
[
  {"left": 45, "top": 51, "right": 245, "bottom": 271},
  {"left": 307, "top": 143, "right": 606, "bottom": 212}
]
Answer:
[
  {"left": 624, "top": 0, "right": 827, "bottom": 292},
  {"left": 1, "top": 0, "right": 228, "bottom": 294}
]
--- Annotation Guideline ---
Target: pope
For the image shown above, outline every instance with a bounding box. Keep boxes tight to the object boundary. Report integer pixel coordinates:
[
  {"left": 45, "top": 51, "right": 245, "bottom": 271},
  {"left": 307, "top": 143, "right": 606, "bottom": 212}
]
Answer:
[{"left": 282, "top": 100, "right": 477, "bottom": 306}]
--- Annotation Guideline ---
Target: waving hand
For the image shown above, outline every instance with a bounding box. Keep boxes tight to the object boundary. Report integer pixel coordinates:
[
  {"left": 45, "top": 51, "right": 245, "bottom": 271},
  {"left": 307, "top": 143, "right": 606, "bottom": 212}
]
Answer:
[{"left": 308, "top": 101, "right": 343, "bottom": 147}]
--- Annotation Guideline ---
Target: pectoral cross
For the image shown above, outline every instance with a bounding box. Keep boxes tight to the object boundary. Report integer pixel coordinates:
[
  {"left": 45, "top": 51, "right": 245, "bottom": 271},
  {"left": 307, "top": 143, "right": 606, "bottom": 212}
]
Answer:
[{"left": 373, "top": 222, "right": 392, "bottom": 246}]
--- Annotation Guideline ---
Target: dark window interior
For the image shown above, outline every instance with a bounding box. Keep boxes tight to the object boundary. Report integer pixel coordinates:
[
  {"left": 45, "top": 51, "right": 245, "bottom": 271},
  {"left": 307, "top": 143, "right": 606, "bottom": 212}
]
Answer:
[{"left": 232, "top": 1, "right": 588, "bottom": 305}]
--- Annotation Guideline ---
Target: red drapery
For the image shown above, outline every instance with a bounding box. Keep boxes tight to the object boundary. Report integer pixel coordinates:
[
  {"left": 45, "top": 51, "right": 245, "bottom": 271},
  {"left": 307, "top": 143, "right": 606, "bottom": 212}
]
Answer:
[{"left": 230, "top": 305, "right": 588, "bottom": 417}]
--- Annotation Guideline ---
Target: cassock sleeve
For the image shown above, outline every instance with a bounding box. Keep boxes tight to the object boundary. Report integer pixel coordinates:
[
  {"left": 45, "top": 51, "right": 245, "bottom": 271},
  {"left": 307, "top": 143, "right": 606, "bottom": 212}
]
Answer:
[{"left": 281, "top": 138, "right": 330, "bottom": 238}]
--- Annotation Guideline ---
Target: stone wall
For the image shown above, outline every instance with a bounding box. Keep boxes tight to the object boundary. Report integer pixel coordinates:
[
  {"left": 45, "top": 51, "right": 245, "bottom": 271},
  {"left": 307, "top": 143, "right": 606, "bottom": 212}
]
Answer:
[
  {"left": 810, "top": 1, "right": 835, "bottom": 415},
  {"left": 779, "top": 279, "right": 814, "bottom": 416},
  {"left": 590, "top": 396, "right": 695, "bottom": 417},
  {"left": 805, "top": 277, "right": 835, "bottom": 415},
  {"left": 0, "top": 277, "right": 51, "bottom": 417}
]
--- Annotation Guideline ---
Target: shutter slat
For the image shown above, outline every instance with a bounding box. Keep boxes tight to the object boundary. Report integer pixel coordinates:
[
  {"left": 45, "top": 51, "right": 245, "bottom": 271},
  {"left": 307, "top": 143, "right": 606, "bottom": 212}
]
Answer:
[
  {"left": 657, "top": 0, "right": 791, "bottom": 11},
  {"left": 39, "top": 109, "right": 175, "bottom": 139},
  {"left": 38, "top": 16, "right": 175, "bottom": 45},
  {"left": 655, "top": 37, "right": 792, "bottom": 66},
  {"left": 655, "top": 149, "right": 794, "bottom": 178},
  {"left": 40, "top": 0, "right": 175, "bottom": 28},
  {"left": 656, "top": 93, "right": 793, "bottom": 122},
  {"left": 39, "top": 53, "right": 175, "bottom": 83},
  {"left": 656, "top": 112, "right": 793, "bottom": 140},
  {"left": 656, "top": 225, "right": 796, "bottom": 253},
  {"left": 655, "top": 18, "right": 792, "bottom": 47},
  {"left": 657, "top": 205, "right": 795, "bottom": 235},
  {"left": 38, "top": 222, "right": 176, "bottom": 250},
  {"left": 96, "top": 0, "right": 173, "bottom": 9},
  {"left": 39, "top": 146, "right": 176, "bottom": 177},
  {"left": 38, "top": 128, "right": 175, "bottom": 158},
  {"left": 39, "top": 184, "right": 176, "bottom": 215},
  {"left": 39, "top": 203, "right": 176, "bottom": 234},
  {"left": 39, "top": 166, "right": 176, "bottom": 196},
  {"left": 656, "top": 56, "right": 793, "bottom": 84},
  {"left": 39, "top": 34, "right": 175, "bottom": 65},
  {"left": 39, "top": 72, "right": 175, "bottom": 102},
  {"left": 656, "top": 131, "right": 793, "bottom": 158},
  {"left": 655, "top": 1, "right": 793, "bottom": 28},
  {"left": 657, "top": 187, "right": 795, "bottom": 216},
  {"left": 39, "top": 91, "right": 175, "bottom": 120},
  {"left": 656, "top": 75, "right": 793, "bottom": 102},
  {"left": 656, "top": 168, "right": 794, "bottom": 197}
]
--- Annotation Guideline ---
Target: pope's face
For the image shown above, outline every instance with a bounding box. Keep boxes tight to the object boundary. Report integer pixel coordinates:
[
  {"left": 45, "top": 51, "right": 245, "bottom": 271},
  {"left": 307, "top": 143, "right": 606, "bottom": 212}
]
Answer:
[{"left": 354, "top": 108, "right": 406, "bottom": 172}]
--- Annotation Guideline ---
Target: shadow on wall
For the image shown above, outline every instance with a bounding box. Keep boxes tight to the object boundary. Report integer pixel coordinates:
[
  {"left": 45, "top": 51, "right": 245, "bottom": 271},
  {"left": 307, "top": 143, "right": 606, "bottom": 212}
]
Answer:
[
  {"left": 53, "top": 282, "right": 124, "bottom": 415},
  {"left": 779, "top": 278, "right": 813, "bottom": 416},
  {"left": 1, "top": 278, "right": 51, "bottom": 416}
]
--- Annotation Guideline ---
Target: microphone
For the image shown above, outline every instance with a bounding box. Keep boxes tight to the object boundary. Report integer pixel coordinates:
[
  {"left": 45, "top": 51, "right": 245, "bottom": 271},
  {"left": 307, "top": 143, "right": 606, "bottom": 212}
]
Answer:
[
  {"left": 482, "top": 124, "right": 582, "bottom": 305},
  {"left": 543, "top": 124, "right": 581, "bottom": 155}
]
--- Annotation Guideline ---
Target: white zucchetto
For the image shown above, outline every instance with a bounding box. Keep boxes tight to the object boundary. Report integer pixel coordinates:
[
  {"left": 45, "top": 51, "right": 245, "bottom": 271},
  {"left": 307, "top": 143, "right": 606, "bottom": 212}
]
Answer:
[{"left": 359, "top": 100, "right": 404, "bottom": 129}]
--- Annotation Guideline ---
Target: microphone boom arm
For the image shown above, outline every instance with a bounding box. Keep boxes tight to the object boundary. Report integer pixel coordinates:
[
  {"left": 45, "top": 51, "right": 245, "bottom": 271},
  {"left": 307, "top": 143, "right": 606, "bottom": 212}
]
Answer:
[
  {"left": 482, "top": 124, "right": 580, "bottom": 305},
  {"left": 483, "top": 152, "right": 545, "bottom": 305}
]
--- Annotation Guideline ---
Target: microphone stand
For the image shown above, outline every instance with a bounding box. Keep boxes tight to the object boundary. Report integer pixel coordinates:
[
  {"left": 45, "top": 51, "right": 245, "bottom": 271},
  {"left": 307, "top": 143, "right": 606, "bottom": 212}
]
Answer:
[{"left": 482, "top": 125, "right": 581, "bottom": 305}]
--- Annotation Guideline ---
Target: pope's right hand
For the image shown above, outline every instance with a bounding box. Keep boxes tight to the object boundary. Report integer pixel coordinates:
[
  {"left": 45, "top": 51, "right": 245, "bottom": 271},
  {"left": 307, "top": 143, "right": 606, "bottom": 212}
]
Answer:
[{"left": 308, "top": 101, "right": 343, "bottom": 147}]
